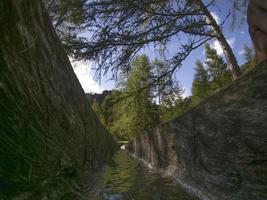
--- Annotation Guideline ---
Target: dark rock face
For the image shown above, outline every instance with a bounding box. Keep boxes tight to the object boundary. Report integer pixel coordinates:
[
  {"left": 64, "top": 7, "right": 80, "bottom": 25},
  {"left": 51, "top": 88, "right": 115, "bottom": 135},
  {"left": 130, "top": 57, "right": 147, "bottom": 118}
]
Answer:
[
  {"left": 0, "top": 1, "right": 116, "bottom": 199},
  {"left": 86, "top": 90, "right": 112, "bottom": 105},
  {"left": 127, "top": 62, "right": 267, "bottom": 200}
]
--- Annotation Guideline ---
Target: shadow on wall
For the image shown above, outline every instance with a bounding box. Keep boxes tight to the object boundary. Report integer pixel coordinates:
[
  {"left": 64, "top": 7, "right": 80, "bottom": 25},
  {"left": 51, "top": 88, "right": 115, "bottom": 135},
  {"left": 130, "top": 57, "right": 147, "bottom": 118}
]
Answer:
[{"left": 0, "top": 1, "right": 117, "bottom": 199}]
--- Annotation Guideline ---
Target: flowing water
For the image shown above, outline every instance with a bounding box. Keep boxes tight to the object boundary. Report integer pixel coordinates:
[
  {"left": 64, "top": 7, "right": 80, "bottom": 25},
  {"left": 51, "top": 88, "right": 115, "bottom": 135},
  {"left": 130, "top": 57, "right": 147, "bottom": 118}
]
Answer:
[{"left": 96, "top": 151, "right": 198, "bottom": 200}]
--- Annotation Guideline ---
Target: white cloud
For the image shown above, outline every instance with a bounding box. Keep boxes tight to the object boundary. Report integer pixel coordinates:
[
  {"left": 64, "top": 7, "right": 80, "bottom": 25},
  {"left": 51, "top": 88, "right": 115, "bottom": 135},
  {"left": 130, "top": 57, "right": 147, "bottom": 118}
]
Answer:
[
  {"left": 227, "top": 38, "right": 236, "bottom": 46},
  {"left": 212, "top": 40, "right": 223, "bottom": 55},
  {"left": 211, "top": 12, "right": 220, "bottom": 24},
  {"left": 182, "top": 87, "right": 190, "bottom": 98},
  {"left": 70, "top": 59, "right": 103, "bottom": 94},
  {"left": 238, "top": 49, "right": 245, "bottom": 55},
  {"left": 212, "top": 38, "right": 235, "bottom": 56}
]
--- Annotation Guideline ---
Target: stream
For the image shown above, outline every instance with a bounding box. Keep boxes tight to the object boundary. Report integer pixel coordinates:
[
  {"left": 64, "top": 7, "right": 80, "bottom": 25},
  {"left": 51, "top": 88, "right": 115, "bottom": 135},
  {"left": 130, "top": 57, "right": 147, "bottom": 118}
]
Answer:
[{"left": 96, "top": 151, "right": 198, "bottom": 200}]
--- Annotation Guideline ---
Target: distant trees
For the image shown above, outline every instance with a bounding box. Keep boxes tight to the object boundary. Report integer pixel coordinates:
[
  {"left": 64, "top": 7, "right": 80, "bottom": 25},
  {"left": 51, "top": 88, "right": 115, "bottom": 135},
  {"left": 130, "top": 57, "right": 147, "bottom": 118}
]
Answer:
[
  {"left": 92, "top": 55, "right": 192, "bottom": 139},
  {"left": 93, "top": 44, "right": 256, "bottom": 140},
  {"left": 91, "top": 44, "right": 256, "bottom": 140},
  {"left": 91, "top": 98, "right": 104, "bottom": 124}
]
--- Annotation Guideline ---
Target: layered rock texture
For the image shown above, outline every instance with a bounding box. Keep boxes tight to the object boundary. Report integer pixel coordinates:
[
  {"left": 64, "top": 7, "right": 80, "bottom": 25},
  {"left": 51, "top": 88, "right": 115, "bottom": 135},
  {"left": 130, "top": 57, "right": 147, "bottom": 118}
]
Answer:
[
  {"left": 127, "top": 62, "right": 267, "bottom": 200},
  {"left": 0, "top": 1, "right": 116, "bottom": 199}
]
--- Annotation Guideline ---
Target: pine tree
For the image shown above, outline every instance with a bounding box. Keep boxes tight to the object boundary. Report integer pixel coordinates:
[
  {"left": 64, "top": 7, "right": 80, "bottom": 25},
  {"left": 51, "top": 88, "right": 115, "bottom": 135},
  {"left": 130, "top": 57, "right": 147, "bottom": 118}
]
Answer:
[
  {"left": 241, "top": 44, "right": 255, "bottom": 73},
  {"left": 191, "top": 44, "right": 234, "bottom": 106},
  {"left": 194, "top": 0, "right": 241, "bottom": 79},
  {"left": 90, "top": 55, "right": 159, "bottom": 141},
  {"left": 159, "top": 81, "right": 186, "bottom": 122},
  {"left": 152, "top": 59, "right": 173, "bottom": 122},
  {"left": 204, "top": 44, "right": 232, "bottom": 92},
  {"left": 110, "top": 55, "right": 158, "bottom": 140},
  {"left": 125, "top": 55, "right": 157, "bottom": 137},
  {"left": 191, "top": 60, "right": 210, "bottom": 105}
]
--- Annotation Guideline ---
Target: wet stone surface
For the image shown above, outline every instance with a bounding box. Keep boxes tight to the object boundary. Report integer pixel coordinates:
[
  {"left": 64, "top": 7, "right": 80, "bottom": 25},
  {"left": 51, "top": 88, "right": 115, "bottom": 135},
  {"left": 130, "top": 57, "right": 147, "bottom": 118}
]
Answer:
[{"left": 96, "top": 151, "right": 197, "bottom": 200}]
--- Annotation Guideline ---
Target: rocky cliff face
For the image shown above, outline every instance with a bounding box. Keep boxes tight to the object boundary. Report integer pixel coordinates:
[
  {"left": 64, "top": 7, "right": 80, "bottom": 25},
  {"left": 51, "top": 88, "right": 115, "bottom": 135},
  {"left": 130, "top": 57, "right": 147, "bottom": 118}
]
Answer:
[
  {"left": 86, "top": 90, "right": 112, "bottom": 105},
  {"left": 0, "top": 1, "right": 116, "bottom": 199},
  {"left": 127, "top": 62, "right": 267, "bottom": 200}
]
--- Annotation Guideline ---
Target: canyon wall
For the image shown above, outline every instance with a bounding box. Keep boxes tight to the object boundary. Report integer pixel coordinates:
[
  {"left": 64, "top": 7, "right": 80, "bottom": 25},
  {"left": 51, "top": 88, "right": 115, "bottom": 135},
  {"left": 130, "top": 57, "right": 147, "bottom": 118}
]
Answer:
[
  {"left": 0, "top": 1, "right": 117, "bottom": 199},
  {"left": 127, "top": 62, "right": 267, "bottom": 200}
]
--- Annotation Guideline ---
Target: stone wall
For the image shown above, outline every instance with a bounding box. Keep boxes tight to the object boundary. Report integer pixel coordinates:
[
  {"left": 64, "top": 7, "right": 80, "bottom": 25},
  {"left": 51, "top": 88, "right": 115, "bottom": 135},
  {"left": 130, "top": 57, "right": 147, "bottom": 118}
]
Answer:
[
  {"left": 0, "top": 1, "right": 117, "bottom": 199},
  {"left": 127, "top": 62, "right": 267, "bottom": 200}
]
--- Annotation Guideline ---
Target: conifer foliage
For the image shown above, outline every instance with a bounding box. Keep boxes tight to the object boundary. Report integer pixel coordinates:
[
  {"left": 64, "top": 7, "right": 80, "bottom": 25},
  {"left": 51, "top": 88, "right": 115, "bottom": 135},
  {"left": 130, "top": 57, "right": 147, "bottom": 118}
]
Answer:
[{"left": 191, "top": 43, "right": 232, "bottom": 105}]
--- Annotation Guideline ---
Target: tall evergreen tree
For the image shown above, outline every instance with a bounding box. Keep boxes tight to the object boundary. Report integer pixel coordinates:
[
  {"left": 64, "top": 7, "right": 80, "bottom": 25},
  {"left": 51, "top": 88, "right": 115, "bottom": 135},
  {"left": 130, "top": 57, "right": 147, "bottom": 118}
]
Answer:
[
  {"left": 102, "top": 55, "right": 159, "bottom": 140},
  {"left": 191, "top": 60, "right": 210, "bottom": 105},
  {"left": 204, "top": 44, "right": 232, "bottom": 92},
  {"left": 191, "top": 43, "right": 234, "bottom": 106},
  {"left": 152, "top": 59, "right": 189, "bottom": 122},
  {"left": 241, "top": 44, "right": 255, "bottom": 73},
  {"left": 91, "top": 55, "right": 159, "bottom": 141},
  {"left": 123, "top": 55, "right": 158, "bottom": 138},
  {"left": 159, "top": 81, "right": 187, "bottom": 122},
  {"left": 193, "top": 0, "right": 241, "bottom": 79},
  {"left": 152, "top": 59, "right": 173, "bottom": 120}
]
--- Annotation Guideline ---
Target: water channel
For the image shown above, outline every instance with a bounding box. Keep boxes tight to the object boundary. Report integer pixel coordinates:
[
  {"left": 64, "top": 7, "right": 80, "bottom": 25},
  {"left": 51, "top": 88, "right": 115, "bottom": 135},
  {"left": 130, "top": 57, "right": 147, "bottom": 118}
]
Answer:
[{"left": 96, "top": 151, "right": 198, "bottom": 200}]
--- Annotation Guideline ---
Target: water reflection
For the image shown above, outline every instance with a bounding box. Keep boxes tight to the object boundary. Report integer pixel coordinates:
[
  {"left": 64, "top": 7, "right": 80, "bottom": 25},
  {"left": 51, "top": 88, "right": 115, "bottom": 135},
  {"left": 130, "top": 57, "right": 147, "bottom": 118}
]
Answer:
[{"left": 96, "top": 151, "right": 197, "bottom": 200}]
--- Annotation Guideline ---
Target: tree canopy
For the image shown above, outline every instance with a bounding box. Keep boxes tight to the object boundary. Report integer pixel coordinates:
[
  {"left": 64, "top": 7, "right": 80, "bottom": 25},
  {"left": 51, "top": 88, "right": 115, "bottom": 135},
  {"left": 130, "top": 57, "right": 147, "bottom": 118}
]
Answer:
[
  {"left": 92, "top": 55, "right": 159, "bottom": 141},
  {"left": 47, "top": 0, "right": 242, "bottom": 81},
  {"left": 191, "top": 43, "right": 232, "bottom": 105}
]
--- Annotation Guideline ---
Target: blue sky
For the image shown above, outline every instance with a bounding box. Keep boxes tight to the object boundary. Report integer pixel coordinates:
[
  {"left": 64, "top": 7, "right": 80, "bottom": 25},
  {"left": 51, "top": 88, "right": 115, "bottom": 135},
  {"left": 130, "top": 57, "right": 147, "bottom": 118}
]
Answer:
[{"left": 72, "top": 1, "right": 253, "bottom": 96}]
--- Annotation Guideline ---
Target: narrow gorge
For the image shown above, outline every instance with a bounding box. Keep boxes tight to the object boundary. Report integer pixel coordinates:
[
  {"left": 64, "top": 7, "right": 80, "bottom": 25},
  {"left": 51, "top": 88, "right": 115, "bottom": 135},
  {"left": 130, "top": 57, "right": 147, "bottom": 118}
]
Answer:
[{"left": 0, "top": 1, "right": 267, "bottom": 200}]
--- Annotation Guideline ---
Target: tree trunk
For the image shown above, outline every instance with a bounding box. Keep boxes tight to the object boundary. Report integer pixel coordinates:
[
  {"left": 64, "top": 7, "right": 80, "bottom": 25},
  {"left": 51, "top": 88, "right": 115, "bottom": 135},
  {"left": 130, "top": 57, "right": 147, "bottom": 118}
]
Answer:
[{"left": 197, "top": 1, "right": 242, "bottom": 80}]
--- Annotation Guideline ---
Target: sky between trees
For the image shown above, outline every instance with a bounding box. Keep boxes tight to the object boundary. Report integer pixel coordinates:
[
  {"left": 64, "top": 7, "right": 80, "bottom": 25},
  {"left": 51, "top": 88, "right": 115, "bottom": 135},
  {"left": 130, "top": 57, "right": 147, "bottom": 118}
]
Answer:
[{"left": 71, "top": 0, "right": 252, "bottom": 96}]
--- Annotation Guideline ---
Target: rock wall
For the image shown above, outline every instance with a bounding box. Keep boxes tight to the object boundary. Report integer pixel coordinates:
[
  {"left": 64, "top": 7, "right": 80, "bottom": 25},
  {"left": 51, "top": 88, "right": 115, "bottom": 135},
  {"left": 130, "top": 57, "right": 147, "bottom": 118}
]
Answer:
[
  {"left": 127, "top": 62, "right": 267, "bottom": 200},
  {"left": 0, "top": 1, "right": 117, "bottom": 199}
]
